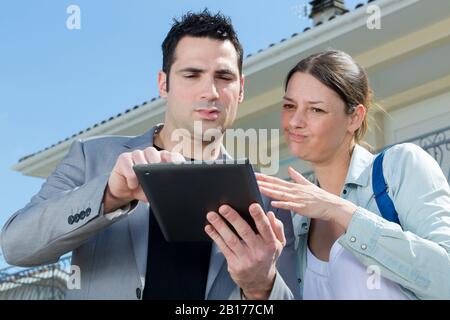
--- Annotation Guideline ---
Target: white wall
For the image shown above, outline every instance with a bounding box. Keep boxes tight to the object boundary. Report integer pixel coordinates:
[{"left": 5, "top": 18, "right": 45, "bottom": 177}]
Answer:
[{"left": 384, "top": 89, "right": 450, "bottom": 144}]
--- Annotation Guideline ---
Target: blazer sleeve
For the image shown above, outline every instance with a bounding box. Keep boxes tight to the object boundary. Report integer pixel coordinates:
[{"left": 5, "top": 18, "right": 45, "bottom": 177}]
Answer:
[
  {"left": 1, "top": 139, "right": 132, "bottom": 267},
  {"left": 228, "top": 269, "right": 295, "bottom": 300},
  {"left": 273, "top": 207, "right": 300, "bottom": 299}
]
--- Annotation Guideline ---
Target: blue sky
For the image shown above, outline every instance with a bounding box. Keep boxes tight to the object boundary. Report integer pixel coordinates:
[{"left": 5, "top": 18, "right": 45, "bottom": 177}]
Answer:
[{"left": 0, "top": 0, "right": 362, "bottom": 269}]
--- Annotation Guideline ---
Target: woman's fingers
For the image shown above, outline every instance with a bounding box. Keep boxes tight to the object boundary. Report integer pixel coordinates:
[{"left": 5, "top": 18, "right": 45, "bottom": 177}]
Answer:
[
  {"left": 258, "top": 180, "right": 302, "bottom": 202},
  {"left": 271, "top": 201, "right": 306, "bottom": 214},
  {"left": 259, "top": 185, "right": 298, "bottom": 202},
  {"left": 255, "top": 172, "right": 295, "bottom": 188},
  {"left": 288, "top": 167, "right": 312, "bottom": 185},
  {"left": 258, "top": 180, "right": 296, "bottom": 194}
]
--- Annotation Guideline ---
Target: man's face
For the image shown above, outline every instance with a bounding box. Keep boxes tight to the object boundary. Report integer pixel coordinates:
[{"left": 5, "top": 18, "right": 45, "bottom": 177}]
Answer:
[{"left": 158, "top": 36, "right": 244, "bottom": 140}]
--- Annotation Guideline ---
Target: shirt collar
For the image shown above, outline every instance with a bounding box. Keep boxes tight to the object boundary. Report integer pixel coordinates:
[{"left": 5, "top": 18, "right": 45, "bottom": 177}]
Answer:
[
  {"left": 124, "top": 123, "right": 231, "bottom": 160},
  {"left": 293, "top": 144, "right": 375, "bottom": 237},
  {"left": 344, "top": 144, "right": 375, "bottom": 187}
]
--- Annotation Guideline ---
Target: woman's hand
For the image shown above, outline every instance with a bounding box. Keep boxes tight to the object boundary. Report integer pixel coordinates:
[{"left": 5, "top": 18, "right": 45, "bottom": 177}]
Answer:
[{"left": 255, "top": 167, "right": 357, "bottom": 229}]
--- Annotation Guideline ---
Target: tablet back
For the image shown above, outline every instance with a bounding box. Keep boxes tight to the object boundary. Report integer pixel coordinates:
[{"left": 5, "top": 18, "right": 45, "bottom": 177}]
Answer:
[{"left": 134, "top": 160, "right": 264, "bottom": 242}]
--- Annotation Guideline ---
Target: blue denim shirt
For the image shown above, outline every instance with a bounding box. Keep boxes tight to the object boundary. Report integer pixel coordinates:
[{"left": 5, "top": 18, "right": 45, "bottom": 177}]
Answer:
[{"left": 291, "top": 143, "right": 450, "bottom": 299}]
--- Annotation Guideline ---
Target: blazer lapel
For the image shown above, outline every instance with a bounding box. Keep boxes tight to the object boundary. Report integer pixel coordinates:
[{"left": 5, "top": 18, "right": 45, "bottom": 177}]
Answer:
[
  {"left": 205, "top": 244, "right": 226, "bottom": 298},
  {"left": 205, "top": 148, "right": 232, "bottom": 298},
  {"left": 124, "top": 124, "right": 231, "bottom": 295},
  {"left": 123, "top": 124, "right": 162, "bottom": 287},
  {"left": 127, "top": 202, "right": 150, "bottom": 287}
]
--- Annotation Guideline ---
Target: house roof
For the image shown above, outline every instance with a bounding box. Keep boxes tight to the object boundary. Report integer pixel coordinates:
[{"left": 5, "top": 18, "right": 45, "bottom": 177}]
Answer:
[{"left": 18, "top": 0, "right": 376, "bottom": 163}]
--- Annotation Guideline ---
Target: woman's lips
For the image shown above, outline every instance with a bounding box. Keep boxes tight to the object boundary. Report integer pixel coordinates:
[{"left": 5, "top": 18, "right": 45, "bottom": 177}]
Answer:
[
  {"left": 288, "top": 132, "right": 308, "bottom": 143},
  {"left": 196, "top": 109, "right": 220, "bottom": 120}
]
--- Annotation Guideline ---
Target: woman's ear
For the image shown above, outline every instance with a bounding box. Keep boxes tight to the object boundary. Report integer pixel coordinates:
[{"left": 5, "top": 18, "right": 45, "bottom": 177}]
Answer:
[{"left": 348, "top": 104, "right": 366, "bottom": 134}]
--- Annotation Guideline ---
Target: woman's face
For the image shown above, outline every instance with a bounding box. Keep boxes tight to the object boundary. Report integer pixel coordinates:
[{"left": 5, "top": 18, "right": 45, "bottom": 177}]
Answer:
[{"left": 281, "top": 72, "right": 355, "bottom": 164}]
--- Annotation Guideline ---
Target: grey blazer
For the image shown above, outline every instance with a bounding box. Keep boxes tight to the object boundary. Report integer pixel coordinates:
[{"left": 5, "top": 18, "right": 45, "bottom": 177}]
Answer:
[{"left": 1, "top": 124, "right": 300, "bottom": 300}]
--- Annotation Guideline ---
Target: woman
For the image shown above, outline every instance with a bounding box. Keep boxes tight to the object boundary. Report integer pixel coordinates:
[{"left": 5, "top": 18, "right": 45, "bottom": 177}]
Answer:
[{"left": 256, "top": 50, "right": 450, "bottom": 299}]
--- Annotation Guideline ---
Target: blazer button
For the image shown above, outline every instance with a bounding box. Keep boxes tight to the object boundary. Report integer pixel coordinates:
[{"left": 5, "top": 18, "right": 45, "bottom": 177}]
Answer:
[
  {"left": 79, "top": 210, "right": 86, "bottom": 220},
  {"left": 136, "top": 288, "right": 142, "bottom": 299},
  {"left": 85, "top": 208, "right": 91, "bottom": 216},
  {"left": 68, "top": 215, "right": 75, "bottom": 225},
  {"left": 74, "top": 214, "right": 80, "bottom": 223}
]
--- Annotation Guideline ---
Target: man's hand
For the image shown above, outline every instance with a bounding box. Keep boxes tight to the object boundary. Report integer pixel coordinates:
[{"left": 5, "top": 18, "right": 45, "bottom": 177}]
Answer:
[
  {"left": 205, "top": 203, "right": 286, "bottom": 300},
  {"left": 103, "top": 147, "right": 185, "bottom": 214}
]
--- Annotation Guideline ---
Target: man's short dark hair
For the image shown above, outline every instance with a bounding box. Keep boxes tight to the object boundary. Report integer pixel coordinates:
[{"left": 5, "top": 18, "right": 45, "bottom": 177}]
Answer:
[{"left": 162, "top": 9, "right": 244, "bottom": 90}]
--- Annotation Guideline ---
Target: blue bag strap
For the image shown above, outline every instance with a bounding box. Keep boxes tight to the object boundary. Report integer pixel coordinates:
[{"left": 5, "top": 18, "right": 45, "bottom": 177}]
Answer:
[{"left": 372, "top": 148, "right": 401, "bottom": 225}]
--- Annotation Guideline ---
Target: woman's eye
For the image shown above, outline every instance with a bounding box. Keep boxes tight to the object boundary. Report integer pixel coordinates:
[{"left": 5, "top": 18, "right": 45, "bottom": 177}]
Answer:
[
  {"left": 311, "top": 107, "right": 324, "bottom": 113},
  {"left": 282, "top": 104, "right": 295, "bottom": 110}
]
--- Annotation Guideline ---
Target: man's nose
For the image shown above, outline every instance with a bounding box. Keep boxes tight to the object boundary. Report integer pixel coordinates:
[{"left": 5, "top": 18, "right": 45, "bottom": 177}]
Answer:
[{"left": 200, "top": 78, "right": 220, "bottom": 101}]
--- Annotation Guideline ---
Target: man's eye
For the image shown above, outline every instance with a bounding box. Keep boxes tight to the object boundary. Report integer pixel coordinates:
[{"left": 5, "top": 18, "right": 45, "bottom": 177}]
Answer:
[
  {"left": 282, "top": 104, "right": 295, "bottom": 110},
  {"left": 184, "top": 74, "right": 198, "bottom": 78},
  {"left": 217, "top": 75, "right": 233, "bottom": 81},
  {"left": 311, "top": 107, "right": 324, "bottom": 113}
]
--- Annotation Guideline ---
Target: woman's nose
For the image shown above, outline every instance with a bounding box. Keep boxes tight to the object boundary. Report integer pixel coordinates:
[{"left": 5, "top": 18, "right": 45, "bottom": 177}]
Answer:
[{"left": 289, "top": 107, "right": 306, "bottom": 129}]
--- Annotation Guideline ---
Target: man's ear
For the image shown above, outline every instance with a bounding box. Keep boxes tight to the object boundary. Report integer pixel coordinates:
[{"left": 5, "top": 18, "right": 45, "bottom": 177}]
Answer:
[
  {"left": 238, "top": 74, "right": 245, "bottom": 103},
  {"left": 348, "top": 104, "right": 366, "bottom": 134},
  {"left": 158, "top": 71, "right": 168, "bottom": 98}
]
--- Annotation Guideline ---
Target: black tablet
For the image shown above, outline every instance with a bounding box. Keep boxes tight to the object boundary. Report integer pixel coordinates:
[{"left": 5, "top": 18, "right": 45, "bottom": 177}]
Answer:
[{"left": 133, "top": 159, "right": 264, "bottom": 242}]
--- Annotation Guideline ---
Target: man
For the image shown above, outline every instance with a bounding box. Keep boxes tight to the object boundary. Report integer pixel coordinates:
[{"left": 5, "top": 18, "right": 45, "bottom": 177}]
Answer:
[{"left": 1, "top": 10, "right": 299, "bottom": 300}]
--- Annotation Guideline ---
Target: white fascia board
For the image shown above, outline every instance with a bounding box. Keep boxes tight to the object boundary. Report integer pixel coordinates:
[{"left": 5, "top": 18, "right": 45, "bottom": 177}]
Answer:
[
  {"left": 12, "top": 99, "right": 166, "bottom": 176},
  {"left": 243, "top": 0, "right": 420, "bottom": 76}
]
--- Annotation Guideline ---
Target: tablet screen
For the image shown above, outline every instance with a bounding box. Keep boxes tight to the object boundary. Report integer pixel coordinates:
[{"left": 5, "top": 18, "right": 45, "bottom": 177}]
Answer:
[{"left": 133, "top": 159, "right": 264, "bottom": 242}]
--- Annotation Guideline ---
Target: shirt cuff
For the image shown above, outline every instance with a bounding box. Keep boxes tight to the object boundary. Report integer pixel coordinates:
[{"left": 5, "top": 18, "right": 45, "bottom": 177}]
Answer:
[
  {"left": 103, "top": 202, "right": 134, "bottom": 221},
  {"left": 339, "top": 206, "right": 394, "bottom": 255}
]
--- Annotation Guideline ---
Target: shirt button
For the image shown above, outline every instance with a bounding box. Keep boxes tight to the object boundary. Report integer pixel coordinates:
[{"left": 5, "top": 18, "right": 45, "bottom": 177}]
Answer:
[
  {"left": 136, "top": 288, "right": 142, "bottom": 299},
  {"left": 343, "top": 189, "right": 347, "bottom": 195},
  {"left": 361, "top": 244, "right": 367, "bottom": 250},
  {"left": 350, "top": 236, "right": 356, "bottom": 243}
]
